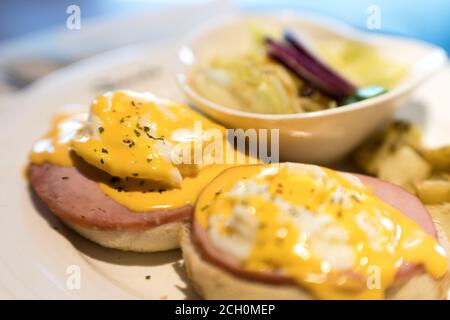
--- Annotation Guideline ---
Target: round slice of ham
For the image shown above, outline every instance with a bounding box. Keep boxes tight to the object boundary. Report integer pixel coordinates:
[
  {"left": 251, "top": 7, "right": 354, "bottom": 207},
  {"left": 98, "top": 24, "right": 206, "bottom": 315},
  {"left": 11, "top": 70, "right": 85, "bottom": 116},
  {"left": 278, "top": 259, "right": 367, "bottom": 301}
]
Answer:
[
  {"left": 28, "top": 163, "right": 192, "bottom": 231},
  {"left": 193, "top": 171, "right": 437, "bottom": 286}
]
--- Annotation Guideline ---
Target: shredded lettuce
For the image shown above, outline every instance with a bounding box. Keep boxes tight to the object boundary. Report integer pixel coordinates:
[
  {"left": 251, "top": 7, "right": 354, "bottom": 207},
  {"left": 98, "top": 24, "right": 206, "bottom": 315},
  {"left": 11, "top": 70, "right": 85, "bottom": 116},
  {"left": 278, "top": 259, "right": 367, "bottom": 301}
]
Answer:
[
  {"left": 191, "top": 53, "right": 335, "bottom": 114},
  {"left": 316, "top": 40, "right": 406, "bottom": 89}
]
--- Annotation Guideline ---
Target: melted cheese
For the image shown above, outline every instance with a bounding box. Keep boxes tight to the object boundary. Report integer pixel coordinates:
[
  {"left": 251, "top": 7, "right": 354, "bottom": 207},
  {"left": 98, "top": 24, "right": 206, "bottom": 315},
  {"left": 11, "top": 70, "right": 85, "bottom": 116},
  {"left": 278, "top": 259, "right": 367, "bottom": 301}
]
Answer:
[
  {"left": 195, "top": 163, "right": 448, "bottom": 299},
  {"left": 29, "top": 91, "right": 250, "bottom": 212}
]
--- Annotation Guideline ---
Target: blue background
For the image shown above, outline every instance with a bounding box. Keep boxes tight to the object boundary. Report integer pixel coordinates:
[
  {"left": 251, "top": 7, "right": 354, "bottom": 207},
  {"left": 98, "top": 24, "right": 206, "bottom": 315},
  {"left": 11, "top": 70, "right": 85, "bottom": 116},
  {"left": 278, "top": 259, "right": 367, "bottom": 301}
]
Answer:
[
  {"left": 0, "top": 0, "right": 449, "bottom": 52},
  {"left": 241, "top": 0, "right": 450, "bottom": 53}
]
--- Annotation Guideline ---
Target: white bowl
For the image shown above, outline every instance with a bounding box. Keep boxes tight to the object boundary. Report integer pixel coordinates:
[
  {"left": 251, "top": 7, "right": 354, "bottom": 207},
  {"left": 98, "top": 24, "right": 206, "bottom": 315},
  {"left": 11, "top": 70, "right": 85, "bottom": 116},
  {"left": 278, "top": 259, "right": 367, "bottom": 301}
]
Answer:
[{"left": 175, "top": 12, "right": 447, "bottom": 164}]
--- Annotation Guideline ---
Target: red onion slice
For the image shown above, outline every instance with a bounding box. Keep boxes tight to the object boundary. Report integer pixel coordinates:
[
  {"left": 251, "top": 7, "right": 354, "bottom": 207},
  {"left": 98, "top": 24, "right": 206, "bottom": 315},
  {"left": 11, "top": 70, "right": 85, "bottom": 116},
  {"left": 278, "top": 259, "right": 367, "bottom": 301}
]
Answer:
[{"left": 265, "top": 32, "right": 357, "bottom": 101}]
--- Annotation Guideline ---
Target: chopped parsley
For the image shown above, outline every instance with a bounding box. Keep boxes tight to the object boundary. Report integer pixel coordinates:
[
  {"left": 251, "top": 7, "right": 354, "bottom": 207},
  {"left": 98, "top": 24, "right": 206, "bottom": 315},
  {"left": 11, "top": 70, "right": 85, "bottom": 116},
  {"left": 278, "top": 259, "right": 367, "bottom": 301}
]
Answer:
[
  {"left": 110, "top": 177, "right": 120, "bottom": 184},
  {"left": 146, "top": 133, "right": 165, "bottom": 141}
]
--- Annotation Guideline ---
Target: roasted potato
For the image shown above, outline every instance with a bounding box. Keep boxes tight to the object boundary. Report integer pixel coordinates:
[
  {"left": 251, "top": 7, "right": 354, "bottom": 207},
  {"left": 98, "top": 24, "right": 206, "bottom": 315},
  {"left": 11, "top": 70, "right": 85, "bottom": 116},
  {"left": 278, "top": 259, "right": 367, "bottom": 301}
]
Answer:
[
  {"left": 415, "top": 173, "right": 450, "bottom": 205},
  {"left": 420, "top": 146, "right": 450, "bottom": 171},
  {"left": 353, "top": 120, "right": 450, "bottom": 205},
  {"left": 378, "top": 145, "right": 431, "bottom": 192},
  {"left": 416, "top": 180, "right": 450, "bottom": 205},
  {"left": 354, "top": 120, "right": 422, "bottom": 175}
]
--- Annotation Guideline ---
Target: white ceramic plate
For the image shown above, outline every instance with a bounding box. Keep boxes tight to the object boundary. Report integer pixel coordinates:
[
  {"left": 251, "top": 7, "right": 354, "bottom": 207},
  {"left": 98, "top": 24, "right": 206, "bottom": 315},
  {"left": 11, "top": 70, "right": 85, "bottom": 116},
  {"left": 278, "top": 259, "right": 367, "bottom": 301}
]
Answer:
[{"left": 0, "top": 41, "right": 449, "bottom": 299}]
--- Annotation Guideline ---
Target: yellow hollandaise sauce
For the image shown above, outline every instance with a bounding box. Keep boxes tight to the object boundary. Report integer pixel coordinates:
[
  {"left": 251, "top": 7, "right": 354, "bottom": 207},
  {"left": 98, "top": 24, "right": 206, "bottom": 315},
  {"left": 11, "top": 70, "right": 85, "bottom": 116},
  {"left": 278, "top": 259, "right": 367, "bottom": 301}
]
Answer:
[
  {"left": 71, "top": 91, "right": 228, "bottom": 187},
  {"left": 30, "top": 112, "right": 86, "bottom": 167},
  {"left": 29, "top": 91, "right": 252, "bottom": 212},
  {"left": 195, "top": 163, "right": 448, "bottom": 299}
]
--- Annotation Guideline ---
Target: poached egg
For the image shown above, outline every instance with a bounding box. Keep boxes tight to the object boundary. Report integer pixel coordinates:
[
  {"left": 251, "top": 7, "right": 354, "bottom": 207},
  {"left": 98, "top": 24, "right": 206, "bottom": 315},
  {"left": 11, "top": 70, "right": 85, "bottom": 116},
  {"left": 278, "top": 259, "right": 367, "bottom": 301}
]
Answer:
[{"left": 195, "top": 163, "right": 448, "bottom": 299}]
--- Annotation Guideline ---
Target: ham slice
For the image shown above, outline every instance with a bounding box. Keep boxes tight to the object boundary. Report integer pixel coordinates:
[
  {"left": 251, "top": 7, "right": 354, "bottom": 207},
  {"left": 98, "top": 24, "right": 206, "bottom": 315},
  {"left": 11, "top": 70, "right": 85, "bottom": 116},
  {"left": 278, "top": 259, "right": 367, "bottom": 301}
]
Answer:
[
  {"left": 28, "top": 163, "right": 192, "bottom": 231},
  {"left": 355, "top": 174, "right": 436, "bottom": 237}
]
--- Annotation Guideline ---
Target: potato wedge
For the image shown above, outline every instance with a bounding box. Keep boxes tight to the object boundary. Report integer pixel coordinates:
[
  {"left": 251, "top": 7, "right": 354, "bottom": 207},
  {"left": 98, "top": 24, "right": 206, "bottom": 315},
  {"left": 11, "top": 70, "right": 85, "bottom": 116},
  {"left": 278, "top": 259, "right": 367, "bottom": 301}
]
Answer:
[
  {"left": 354, "top": 120, "right": 422, "bottom": 175},
  {"left": 354, "top": 119, "right": 450, "bottom": 205},
  {"left": 415, "top": 174, "right": 450, "bottom": 205},
  {"left": 420, "top": 146, "right": 450, "bottom": 171},
  {"left": 378, "top": 145, "right": 431, "bottom": 192}
]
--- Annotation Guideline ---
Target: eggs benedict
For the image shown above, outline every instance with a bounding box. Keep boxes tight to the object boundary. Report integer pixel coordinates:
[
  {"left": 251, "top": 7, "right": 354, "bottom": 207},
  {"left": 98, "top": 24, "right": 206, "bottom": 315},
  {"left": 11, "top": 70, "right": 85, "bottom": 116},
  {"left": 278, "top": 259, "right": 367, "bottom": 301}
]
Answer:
[
  {"left": 28, "top": 91, "right": 248, "bottom": 252},
  {"left": 181, "top": 163, "right": 450, "bottom": 299}
]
